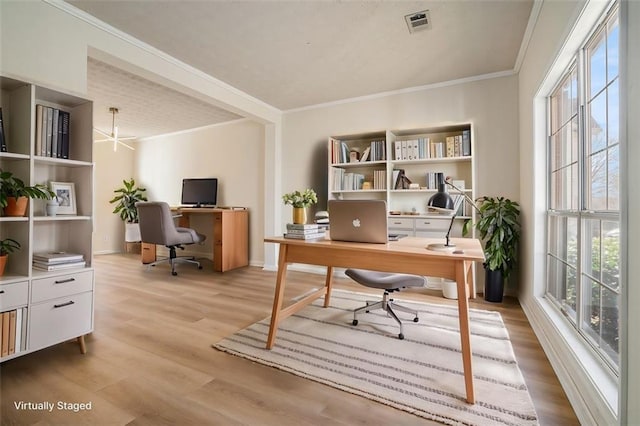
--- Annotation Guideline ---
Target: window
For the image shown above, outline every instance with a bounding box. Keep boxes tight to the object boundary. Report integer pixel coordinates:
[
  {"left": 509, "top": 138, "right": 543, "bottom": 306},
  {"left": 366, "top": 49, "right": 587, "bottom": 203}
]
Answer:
[{"left": 546, "top": 4, "right": 620, "bottom": 373}]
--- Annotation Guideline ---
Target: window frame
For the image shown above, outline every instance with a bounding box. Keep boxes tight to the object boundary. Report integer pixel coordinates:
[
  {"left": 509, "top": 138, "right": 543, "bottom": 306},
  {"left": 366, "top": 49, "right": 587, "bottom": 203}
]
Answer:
[{"left": 545, "top": 2, "right": 621, "bottom": 375}]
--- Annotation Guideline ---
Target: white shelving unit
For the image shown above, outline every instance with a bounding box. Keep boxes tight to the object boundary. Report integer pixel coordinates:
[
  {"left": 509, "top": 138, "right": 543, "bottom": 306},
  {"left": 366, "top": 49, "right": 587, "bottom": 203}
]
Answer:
[
  {"left": 0, "top": 76, "right": 94, "bottom": 362},
  {"left": 328, "top": 124, "right": 476, "bottom": 239}
]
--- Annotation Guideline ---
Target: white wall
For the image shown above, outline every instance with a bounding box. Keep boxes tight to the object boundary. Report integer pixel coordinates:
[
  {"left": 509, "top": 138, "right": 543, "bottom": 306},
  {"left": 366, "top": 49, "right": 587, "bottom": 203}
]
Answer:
[
  {"left": 283, "top": 75, "right": 520, "bottom": 211},
  {"left": 93, "top": 135, "right": 136, "bottom": 254},
  {"left": 280, "top": 75, "right": 520, "bottom": 281},
  {"left": 135, "top": 120, "right": 265, "bottom": 265},
  {"left": 0, "top": 0, "right": 279, "bottom": 264}
]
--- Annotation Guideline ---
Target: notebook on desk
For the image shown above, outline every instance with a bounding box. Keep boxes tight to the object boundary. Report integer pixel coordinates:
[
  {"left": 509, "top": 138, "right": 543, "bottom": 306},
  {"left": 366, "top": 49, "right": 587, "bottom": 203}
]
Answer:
[{"left": 328, "top": 199, "right": 388, "bottom": 244}]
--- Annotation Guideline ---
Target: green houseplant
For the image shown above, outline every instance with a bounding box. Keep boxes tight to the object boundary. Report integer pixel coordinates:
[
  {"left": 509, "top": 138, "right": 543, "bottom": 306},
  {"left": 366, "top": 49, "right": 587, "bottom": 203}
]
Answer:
[
  {"left": 471, "top": 196, "right": 521, "bottom": 302},
  {"left": 0, "top": 237, "right": 20, "bottom": 276},
  {"left": 282, "top": 188, "right": 318, "bottom": 224},
  {"left": 109, "top": 178, "right": 148, "bottom": 242},
  {"left": 0, "top": 168, "right": 55, "bottom": 217}
]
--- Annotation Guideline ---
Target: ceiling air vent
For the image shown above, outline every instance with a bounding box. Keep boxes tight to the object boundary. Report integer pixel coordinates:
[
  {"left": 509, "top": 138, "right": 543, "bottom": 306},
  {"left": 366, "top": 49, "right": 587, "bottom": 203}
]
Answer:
[{"left": 405, "top": 10, "right": 431, "bottom": 34}]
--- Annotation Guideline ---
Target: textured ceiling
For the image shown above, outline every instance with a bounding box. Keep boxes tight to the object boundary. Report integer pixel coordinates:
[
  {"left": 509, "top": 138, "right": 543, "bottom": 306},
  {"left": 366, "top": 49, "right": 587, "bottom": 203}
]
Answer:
[
  {"left": 88, "top": 58, "right": 242, "bottom": 139},
  {"left": 69, "top": 0, "right": 534, "bottom": 137}
]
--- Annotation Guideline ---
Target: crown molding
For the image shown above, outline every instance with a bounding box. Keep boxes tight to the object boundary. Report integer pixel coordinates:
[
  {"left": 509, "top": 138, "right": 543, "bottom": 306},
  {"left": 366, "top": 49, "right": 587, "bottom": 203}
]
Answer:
[
  {"left": 284, "top": 70, "right": 516, "bottom": 114},
  {"left": 44, "top": 0, "right": 281, "bottom": 117}
]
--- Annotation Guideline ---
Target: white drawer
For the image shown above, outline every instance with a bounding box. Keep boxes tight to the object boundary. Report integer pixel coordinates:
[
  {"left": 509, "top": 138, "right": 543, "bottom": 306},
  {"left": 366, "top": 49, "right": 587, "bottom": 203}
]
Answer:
[
  {"left": 0, "top": 281, "right": 29, "bottom": 311},
  {"left": 415, "top": 218, "right": 452, "bottom": 231},
  {"left": 31, "top": 270, "right": 93, "bottom": 303},
  {"left": 387, "top": 217, "right": 414, "bottom": 230},
  {"left": 28, "top": 291, "right": 93, "bottom": 351}
]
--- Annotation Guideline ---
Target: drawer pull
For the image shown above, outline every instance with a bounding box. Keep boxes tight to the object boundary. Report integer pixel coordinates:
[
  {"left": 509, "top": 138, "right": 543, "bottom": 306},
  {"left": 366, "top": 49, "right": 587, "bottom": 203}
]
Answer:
[
  {"left": 53, "top": 301, "right": 75, "bottom": 308},
  {"left": 0, "top": 290, "right": 5, "bottom": 294},
  {"left": 422, "top": 221, "right": 431, "bottom": 225},
  {"left": 54, "top": 278, "right": 76, "bottom": 284},
  {"left": 393, "top": 222, "right": 402, "bottom": 225}
]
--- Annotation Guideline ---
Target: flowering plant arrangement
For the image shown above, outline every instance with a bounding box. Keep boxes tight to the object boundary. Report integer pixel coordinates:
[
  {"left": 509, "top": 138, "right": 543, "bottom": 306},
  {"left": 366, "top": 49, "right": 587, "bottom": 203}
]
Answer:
[{"left": 282, "top": 188, "right": 318, "bottom": 208}]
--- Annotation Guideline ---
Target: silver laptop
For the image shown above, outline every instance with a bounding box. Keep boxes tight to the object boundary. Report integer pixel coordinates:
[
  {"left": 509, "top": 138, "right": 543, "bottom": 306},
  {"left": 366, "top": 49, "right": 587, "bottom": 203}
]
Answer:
[{"left": 328, "top": 200, "right": 388, "bottom": 244}]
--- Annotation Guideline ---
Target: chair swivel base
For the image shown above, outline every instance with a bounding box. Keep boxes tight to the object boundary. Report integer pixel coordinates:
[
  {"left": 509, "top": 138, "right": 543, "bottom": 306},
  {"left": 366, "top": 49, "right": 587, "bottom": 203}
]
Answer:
[
  {"left": 352, "top": 291, "right": 419, "bottom": 340},
  {"left": 147, "top": 245, "right": 203, "bottom": 276}
]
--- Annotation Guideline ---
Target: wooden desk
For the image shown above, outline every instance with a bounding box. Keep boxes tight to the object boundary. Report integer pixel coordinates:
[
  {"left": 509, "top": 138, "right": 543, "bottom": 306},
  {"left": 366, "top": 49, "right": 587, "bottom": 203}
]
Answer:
[
  {"left": 264, "top": 235, "right": 484, "bottom": 404},
  {"left": 142, "top": 208, "right": 249, "bottom": 272}
]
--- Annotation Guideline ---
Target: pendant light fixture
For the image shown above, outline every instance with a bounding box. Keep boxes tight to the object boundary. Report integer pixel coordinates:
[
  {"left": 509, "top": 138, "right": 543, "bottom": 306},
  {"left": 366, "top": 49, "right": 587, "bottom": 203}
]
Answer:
[{"left": 94, "top": 107, "right": 136, "bottom": 151}]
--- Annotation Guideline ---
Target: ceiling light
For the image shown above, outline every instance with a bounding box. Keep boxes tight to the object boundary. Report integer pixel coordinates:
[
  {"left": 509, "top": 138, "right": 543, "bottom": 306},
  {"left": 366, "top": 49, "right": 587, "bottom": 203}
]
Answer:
[
  {"left": 94, "top": 107, "right": 136, "bottom": 152},
  {"left": 405, "top": 10, "right": 431, "bottom": 34}
]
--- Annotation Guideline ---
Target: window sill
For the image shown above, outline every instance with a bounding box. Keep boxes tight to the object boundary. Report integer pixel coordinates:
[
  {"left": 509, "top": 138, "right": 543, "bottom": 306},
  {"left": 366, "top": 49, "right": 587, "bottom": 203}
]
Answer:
[{"left": 523, "top": 295, "right": 618, "bottom": 424}]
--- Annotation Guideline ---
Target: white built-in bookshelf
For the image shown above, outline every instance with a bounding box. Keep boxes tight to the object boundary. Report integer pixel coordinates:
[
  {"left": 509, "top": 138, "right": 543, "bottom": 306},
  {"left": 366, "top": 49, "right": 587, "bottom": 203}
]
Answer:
[
  {"left": 328, "top": 124, "right": 475, "bottom": 238},
  {"left": 0, "top": 75, "right": 94, "bottom": 362}
]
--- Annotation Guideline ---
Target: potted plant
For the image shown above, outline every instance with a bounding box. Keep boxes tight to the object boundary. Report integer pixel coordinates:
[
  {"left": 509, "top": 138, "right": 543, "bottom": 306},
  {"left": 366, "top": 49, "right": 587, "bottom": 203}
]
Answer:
[
  {"left": 0, "top": 237, "right": 20, "bottom": 276},
  {"left": 282, "top": 188, "right": 318, "bottom": 224},
  {"left": 0, "top": 168, "right": 55, "bottom": 217},
  {"left": 470, "top": 196, "right": 521, "bottom": 302},
  {"left": 109, "top": 178, "right": 148, "bottom": 242}
]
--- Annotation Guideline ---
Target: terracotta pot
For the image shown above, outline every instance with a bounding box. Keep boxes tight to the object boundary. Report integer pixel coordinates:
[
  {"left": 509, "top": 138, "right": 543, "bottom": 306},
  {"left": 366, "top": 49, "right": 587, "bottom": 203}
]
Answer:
[
  {"left": 3, "top": 196, "right": 28, "bottom": 217},
  {"left": 292, "top": 207, "right": 307, "bottom": 224},
  {"left": 0, "top": 255, "right": 7, "bottom": 276}
]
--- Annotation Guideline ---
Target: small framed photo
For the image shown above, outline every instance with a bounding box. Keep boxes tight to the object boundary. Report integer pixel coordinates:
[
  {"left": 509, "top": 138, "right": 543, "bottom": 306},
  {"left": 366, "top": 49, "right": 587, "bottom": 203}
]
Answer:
[{"left": 50, "top": 181, "right": 77, "bottom": 215}]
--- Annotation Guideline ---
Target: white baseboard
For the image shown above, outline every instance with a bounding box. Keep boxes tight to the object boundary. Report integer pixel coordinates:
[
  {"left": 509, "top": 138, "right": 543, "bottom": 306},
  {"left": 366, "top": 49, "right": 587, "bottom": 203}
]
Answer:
[{"left": 520, "top": 295, "right": 618, "bottom": 425}]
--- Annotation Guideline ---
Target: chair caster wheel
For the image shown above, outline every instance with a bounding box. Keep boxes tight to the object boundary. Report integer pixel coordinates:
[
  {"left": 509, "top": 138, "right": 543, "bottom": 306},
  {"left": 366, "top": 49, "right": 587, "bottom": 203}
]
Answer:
[
  {"left": 352, "top": 319, "right": 358, "bottom": 326},
  {"left": 172, "top": 271, "right": 178, "bottom": 276},
  {"left": 413, "top": 317, "right": 419, "bottom": 323},
  {"left": 398, "top": 333, "right": 404, "bottom": 340},
  {"left": 198, "top": 266, "right": 203, "bottom": 269}
]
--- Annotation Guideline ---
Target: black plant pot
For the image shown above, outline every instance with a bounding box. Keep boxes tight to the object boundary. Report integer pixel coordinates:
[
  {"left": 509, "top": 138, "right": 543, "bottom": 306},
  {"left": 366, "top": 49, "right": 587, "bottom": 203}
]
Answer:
[{"left": 484, "top": 266, "right": 504, "bottom": 303}]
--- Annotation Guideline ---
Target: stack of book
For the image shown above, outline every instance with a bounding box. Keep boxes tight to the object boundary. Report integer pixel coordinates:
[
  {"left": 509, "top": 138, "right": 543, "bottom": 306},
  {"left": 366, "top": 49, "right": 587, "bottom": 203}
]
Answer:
[
  {"left": 33, "top": 251, "right": 86, "bottom": 271},
  {"left": 284, "top": 223, "right": 326, "bottom": 240}
]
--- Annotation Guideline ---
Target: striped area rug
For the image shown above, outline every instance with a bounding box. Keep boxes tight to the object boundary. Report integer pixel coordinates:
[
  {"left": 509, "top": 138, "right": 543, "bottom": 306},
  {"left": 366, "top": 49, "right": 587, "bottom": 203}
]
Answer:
[{"left": 213, "top": 290, "right": 538, "bottom": 425}]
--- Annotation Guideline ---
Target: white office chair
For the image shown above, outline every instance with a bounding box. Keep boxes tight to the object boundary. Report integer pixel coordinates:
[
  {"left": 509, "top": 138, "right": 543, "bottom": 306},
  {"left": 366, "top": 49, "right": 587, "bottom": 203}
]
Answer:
[{"left": 136, "top": 201, "right": 206, "bottom": 276}]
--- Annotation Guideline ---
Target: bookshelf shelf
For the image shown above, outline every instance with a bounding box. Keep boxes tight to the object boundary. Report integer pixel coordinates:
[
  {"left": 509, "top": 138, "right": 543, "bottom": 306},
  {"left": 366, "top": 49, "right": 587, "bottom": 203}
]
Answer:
[
  {"left": 328, "top": 123, "right": 476, "bottom": 236},
  {"left": 1, "top": 75, "right": 94, "bottom": 363}
]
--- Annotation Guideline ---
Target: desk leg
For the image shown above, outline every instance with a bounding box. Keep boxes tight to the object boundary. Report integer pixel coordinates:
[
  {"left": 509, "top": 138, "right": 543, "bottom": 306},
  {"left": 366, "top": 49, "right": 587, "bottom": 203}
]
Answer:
[
  {"left": 266, "top": 244, "right": 289, "bottom": 349},
  {"left": 456, "top": 260, "right": 475, "bottom": 404},
  {"left": 323, "top": 266, "right": 334, "bottom": 307}
]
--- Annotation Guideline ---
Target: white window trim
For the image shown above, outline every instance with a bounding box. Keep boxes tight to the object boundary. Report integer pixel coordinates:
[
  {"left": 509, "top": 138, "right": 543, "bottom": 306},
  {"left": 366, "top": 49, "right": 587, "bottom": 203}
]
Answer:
[{"left": 524, "top": 1, "right": 620, "bottom": 423}]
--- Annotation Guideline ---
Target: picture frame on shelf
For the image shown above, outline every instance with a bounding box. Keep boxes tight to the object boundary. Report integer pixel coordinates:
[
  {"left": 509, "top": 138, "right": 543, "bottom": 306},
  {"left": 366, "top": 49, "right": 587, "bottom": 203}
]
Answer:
[{"left": 50, "top": 181, "right": 77, "bottom": 215}]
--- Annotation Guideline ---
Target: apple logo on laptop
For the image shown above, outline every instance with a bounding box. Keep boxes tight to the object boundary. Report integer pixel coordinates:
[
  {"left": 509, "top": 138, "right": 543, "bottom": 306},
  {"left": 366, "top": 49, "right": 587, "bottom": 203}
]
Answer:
[{"left": 352, "top": 218, "right": 361, "bottom": 228}]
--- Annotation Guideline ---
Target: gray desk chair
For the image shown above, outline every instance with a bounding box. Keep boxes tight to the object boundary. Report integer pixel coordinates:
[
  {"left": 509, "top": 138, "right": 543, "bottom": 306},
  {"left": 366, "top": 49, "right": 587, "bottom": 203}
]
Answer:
[
  {"left": 345, "top": 269, "right": 426, "bottom": 339},
  {"left": 136, "top": 201, "right": 206, "bottom": 276}
]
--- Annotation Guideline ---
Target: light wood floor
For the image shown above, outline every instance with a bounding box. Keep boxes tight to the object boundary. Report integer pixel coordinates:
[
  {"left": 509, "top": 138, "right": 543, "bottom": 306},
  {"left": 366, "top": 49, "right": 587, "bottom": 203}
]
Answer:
[{"left": 0, "top": 254, "right": 579, "bottom": 425}]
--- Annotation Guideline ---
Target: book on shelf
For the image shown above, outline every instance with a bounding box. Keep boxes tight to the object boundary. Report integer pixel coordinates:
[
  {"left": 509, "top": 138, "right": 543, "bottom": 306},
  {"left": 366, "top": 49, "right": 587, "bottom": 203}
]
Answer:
[
  {"left": 35, "top": 105, "right": 70, "bottom": 158},
  {"left": 7, "top": 310, "right": 16, "bottom": 355},
  {"left": 0, "top": 309, "right": 25, "bottom": 357},
  {"left": 59, "top": 110, "right": 70, "bottom": 159},
  {"left": 32, "top": 251, "right": 84, "bottom": 264},
  {"left": 462, "top": 130, "right": 471, "bottom": 156},
  {"left": 45, "top": 106, "right": 53, "bottom": 157},
  {"left": 0, "top": 108, "right": 7, "bottom": 152},
  {"left": 40, "top": 105, "right": 47, "bottom": 156},
  {"left": 51, "top": 108, "right": 59, "bottom": 158},
  {"left": 35, "top": 105, "right": 43, "bottom": 155},
  {"left": 33, "top": 260, "right": 86, "bottom": 271},
  {"left": 1, "top": 311, "right": 9, "bottom": 357}
]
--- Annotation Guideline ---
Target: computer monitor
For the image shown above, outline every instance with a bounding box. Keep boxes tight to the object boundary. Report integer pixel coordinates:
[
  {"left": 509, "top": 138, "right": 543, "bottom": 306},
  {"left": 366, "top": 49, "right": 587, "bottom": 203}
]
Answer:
[{"left": 181, "top": 178, "right": 218, "bottom": 207}]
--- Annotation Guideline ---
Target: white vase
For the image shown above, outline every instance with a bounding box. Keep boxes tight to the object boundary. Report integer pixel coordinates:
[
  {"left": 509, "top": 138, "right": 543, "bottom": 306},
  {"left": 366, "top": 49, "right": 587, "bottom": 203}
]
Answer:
[
  {"left": 125, "top": 222, "right": 141, "bottom": 242},
  {"left": 45, "top": 200, "right": 59, "bottom": 216}
]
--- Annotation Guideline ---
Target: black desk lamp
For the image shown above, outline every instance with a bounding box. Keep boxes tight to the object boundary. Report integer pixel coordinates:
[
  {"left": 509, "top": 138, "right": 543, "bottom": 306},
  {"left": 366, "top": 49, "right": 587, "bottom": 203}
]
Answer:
[{"left": 426, "top": 173, "right": 457, "bottom": 252}]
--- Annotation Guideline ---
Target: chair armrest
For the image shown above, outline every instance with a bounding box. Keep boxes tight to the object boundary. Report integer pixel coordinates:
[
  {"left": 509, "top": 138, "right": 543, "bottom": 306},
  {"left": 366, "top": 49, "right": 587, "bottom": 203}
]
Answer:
[{"left": 176, "top": 227, "right": 199, "bottom": 241}]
